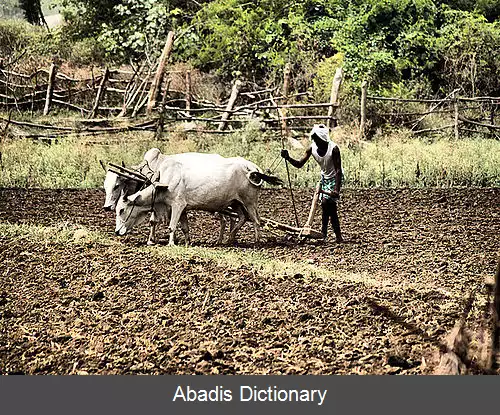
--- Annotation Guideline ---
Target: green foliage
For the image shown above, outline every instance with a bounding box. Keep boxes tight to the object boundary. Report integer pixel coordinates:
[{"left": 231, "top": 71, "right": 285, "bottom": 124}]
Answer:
[
  {"left": 3, "top": 0, "right": 500, "bottom": 108},
  {"left": 0, "top": 19, "right": 106, "bottom": 67},
  {"left": 55, "top": 0, "right": 202, "bottom": 61},
  {"left": 434, "top": 8, "right": 500, "bottom": 95},
  {"left": 0, "top": 18, "right": 47, "bottom": 56},
  {"left": 0, "top": 0, "right": 24, "bottom": 19},
  {"left": 312, "top": 53, "right": 344, "bottom": 102},
  {"left": 177, "top": 0, "right": 312, "bottom": 82},
  {"left": 1, "top": 127, "right": 499, "bottom": 189}
]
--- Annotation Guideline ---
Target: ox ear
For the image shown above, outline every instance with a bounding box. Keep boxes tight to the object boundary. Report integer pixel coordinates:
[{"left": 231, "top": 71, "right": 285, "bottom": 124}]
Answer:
[
  {"left": 99, "top": 160, "right": 107, "bottom": 172},
  {"left": 126, "top": 193, "right": 141, "bottom": 204}
]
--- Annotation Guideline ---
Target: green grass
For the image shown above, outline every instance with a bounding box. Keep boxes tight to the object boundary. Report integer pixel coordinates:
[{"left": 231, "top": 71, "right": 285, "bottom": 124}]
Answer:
[
  {"left": 1, "top": 121, "right": 499, "bottom": 188},
  {"left": 0, "top": 221, "right": 377, "bottom": 286},
  {"left": 0, "top": 222, "right": 111, "bottom": 245}
]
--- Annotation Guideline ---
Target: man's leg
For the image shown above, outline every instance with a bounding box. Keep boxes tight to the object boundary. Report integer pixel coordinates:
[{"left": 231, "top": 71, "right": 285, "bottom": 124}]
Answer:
[
  {"left": 330, "top": 201, "right": 343, "bottom": 242},
  {"left": 321, "top": 200, "right": 332, "bottom": 239}
]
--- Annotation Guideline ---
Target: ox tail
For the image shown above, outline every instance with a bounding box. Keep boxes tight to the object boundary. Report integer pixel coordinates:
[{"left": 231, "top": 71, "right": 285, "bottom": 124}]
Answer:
[{"left": 248, "top": 171, "right": 284, "bottom": 187}]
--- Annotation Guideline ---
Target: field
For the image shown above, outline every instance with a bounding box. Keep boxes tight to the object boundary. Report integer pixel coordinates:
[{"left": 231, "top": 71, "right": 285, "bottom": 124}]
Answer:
[{"left": 1, "top": 186, "right": 499, "bottom": 375}]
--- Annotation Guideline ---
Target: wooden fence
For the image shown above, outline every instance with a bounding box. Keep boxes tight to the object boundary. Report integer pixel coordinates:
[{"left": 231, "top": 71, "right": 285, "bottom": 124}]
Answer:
[
  {"left": 0, "top": 29, "right": 498, "bottom": 141},
  {"left": 0, "top": 66, "right": 342, "bottom": 140},
  {"left": 360, "top": 83, "right": 500, "bottom": 139},
  {"left": 0, "top": 32, "right": 342, "bottom": 142}
]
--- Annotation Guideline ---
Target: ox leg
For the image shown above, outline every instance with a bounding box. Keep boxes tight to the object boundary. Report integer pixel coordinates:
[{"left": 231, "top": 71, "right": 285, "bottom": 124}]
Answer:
[
  {"left": 167, "top": 203, "right": 186, "bottom": 247},
  {"left": 227, "top": 206, "right": 247, "bottom": 244},
  {"left": 147, "top": 212, "right": 158, "bottom": 246},
  {"left": 217, "top": 213, "right": 226, "bottom": 245},
  {"left": 179, "top": 211, "right": 190, "bottom": 247},
  {"left": 245, "top": 204, "right": 262, "bottom": 243}
]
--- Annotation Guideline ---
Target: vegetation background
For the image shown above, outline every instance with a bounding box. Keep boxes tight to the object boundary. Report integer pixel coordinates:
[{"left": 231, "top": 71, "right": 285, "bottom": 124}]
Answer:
[{"left": 0, "top": 0, "right": 499, "bottom": 189}]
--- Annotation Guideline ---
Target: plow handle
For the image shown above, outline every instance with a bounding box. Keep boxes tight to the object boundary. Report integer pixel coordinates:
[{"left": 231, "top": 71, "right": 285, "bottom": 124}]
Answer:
[{"left": 304, "top": 182, "right": 321, "bottom": 229}]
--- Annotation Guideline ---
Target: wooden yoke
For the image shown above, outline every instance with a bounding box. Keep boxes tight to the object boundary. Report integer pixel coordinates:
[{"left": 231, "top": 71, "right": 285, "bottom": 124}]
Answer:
[{"left": 299, "top": 183, "right": 323, "bottom": 238}]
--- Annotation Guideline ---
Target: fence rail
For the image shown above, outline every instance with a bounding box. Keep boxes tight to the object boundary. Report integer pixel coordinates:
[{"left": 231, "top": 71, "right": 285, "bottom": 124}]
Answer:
[
  {"left": 362, "top": 84, "right": 499, "bottom": 139},
  {"left": 1, "top": 31, "right": 498, "bottom": 141}
]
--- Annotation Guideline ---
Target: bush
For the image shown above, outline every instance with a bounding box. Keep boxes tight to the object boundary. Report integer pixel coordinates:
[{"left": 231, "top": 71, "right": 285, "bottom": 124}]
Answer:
[
  {"left": 0, "top": 18, "right": 107, "bottom": 71},
  {"left": 0, "top": 18, "right": 46, "bottom": 57}
]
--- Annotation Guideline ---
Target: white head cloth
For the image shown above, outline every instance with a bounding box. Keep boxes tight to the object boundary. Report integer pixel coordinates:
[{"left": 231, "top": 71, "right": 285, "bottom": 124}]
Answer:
[{"left": 309, "top": 124, "right": 330, "bottom": 142}]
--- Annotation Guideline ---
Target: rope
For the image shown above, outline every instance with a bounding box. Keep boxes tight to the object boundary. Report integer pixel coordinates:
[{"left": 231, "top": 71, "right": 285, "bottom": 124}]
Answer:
[
  {"left": 270, "top": 95, "right": 300, "bottom": 228},
  {"left": 265, "top": 152, "right": 282, "bottom": 175}
]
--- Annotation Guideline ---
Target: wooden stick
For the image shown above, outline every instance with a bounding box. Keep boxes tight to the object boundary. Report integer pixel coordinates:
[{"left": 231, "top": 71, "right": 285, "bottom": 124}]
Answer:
[
  {"left": 0, "top": 117, "right": 74, "bottom": 130},
  {"left": 155, "top": 78, "right": 171, "bottom": 140},
  {"left": 412, "top": 124, "right": 456, "bottom": 134},
  {"left": 279, "top": 62, "right": 291, "bottom": 139},
  {"left": 368, "top": 95, "right": 453, "bottom": 103},
  {"left": 185, "top": 70, "right": 191, "bottom": 117},
  {"left": 261, "top": 217, "right": 323, "bottom": 239},
  {"left": 132, "top": 74, "right": 152, "bottom": 118},
  {"left": 410, "top": 88, "right": 460, "bottom": 131},
  {"left": 218, "top": 79, "right": 242, "bottom": 131},
  {"left": 146, "top": 31, "right": 175, "bottom": 115},
  {"left": 89, "top": 67, "right": 110, "bottom": 118},
  {"left": 360, "top": 80, "right": 367, "bottom": 138},
  {"left": 43, "top": 63, "right": 57, "bottom": 116},
  {"left": 327, "top": 67, "right": 343, "bottom": 129},
  {"left": 300, "top": 183, "right": 321, "bottom": 237},
  {"left": 458, "top": 115, "right": 500, "bottom": 130}
]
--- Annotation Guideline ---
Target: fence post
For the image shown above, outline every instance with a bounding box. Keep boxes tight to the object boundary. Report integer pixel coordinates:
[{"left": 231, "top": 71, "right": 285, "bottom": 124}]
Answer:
[
  {"left": 185, "top": 70, "right": 191, "bottom": 117},
  {"left": 146, "top": 31, "right": 175, "bottom": 115},
  {"left": 359, "top": 80, "right": 367, "bottom": 138},
  {"left": 155, "top": 78, "right": 171, "bottom": 140},
  {"left": 43, "top": 62, "right": 57, "bottom": 115},
  {"left": 327, "top": 67, "right": 343, "bottom": 130},
  {"left": 454, "top": 92, "right": 459, "bottom": 140},
  {"left": 218, "top": 79, "right": 242, "bottom": 131},
  {"left": 90, "top": 67, "right": 110, "bottom": 118}
]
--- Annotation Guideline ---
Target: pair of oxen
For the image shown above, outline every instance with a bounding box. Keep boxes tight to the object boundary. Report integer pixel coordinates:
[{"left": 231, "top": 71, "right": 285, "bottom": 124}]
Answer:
[{"left": 101, "top": 148, "right": 283, "bottom": 246}]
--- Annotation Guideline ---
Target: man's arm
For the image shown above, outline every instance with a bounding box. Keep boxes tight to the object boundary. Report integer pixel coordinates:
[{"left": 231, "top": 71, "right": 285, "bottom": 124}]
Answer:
[{"left": 281, "top": 147, "right": 312, "bottom": 168}]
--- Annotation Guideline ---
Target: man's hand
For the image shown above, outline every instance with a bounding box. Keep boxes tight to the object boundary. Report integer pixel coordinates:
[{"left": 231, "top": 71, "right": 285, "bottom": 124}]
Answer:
[
  {"left": 320, "top": 189, "right": 340, "bottom": 199},
  {"left": 280, "top": 149, "right": 289, "bottom": 160}
]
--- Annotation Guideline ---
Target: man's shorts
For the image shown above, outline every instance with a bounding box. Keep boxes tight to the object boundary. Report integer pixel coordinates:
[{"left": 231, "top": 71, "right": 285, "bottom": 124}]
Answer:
[{"left": 319, "top": 176, "right": 339, "bottom": 203}]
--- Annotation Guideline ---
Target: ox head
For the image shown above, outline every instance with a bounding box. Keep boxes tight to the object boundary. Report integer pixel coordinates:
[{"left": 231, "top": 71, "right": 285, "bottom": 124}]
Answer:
[
  {"left": 114, "top": 183, "right": 168, "bottom": 236},
  {"left": 100, "top": 160, "right": 149, "bottom": 212}
]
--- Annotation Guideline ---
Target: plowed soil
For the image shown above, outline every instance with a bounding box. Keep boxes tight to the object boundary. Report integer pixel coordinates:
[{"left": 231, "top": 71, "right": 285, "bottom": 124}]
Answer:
[{"left": 0, "top": 187, "right": 499, "bottom": 375}]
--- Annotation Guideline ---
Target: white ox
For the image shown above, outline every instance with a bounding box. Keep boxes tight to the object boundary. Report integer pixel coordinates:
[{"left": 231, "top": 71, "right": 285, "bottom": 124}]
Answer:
[
  {"left": 102, "top": 149, "right": 244, "bottom": 245},
  {"left": 114, "top": 154, "right": 282, "bottom": 246},
  {"left": 101, "top": 148, "right": 160, "bottom": 212}
]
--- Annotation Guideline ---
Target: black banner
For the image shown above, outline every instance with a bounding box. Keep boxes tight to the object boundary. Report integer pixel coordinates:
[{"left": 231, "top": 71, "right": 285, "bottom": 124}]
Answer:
[{"left": 1, "top": 375, "right": 499, "bottom": 415}]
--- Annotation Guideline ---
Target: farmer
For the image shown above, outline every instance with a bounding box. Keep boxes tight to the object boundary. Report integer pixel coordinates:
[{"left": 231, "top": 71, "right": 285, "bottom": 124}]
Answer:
[{"left": 280, "top": 124, "right": 343, "bottom": 243}]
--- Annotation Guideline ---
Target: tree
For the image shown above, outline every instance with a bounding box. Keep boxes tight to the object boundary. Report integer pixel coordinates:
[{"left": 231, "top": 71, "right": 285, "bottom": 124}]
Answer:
[{"left": 19, "top": 0, "right": 47, "bottom": 26}]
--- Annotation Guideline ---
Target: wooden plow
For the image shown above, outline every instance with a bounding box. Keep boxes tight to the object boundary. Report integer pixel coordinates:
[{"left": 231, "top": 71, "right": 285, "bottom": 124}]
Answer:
[{"left": 261, "top": 183, "right": 324, "bottom": 240}]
